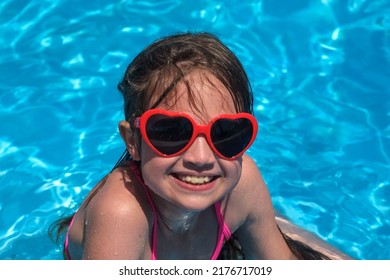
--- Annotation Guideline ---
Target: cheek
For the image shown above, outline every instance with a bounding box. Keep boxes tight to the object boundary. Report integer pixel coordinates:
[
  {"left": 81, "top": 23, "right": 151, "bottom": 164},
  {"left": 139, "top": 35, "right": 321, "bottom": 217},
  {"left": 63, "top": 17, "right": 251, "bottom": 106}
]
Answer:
[
  {"left": 140, "top": 158, "right": 166, "bottom": 190},
  {"left": 139, "top": 141, "right": 175, "bottom": 185},
  {"left": 220, "top": 159, "right": 243, "bottom": 186},
  {"left": 139, "top": 138, "right": 170, "bottom": 166}
]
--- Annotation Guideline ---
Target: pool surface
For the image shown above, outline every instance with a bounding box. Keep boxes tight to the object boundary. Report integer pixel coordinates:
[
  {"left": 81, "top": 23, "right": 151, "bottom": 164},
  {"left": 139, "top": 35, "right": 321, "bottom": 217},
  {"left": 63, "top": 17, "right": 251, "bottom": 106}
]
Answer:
[{"left": 0, "top": 0, "right": 389, "bottom": 260}]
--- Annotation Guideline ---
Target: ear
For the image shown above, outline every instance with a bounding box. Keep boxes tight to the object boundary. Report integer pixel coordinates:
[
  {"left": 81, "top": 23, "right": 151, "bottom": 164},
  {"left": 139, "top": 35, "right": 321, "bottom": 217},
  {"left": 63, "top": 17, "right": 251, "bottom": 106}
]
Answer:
[{"left": 118, "top": 120, "right": 140, "bottom": 161}]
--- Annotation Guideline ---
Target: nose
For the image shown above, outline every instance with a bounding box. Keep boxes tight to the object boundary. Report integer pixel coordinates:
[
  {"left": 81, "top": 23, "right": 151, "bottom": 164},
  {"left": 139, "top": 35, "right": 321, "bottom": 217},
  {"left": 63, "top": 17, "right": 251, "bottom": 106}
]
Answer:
[{"left": 182, "top": 135, "right": 215, "bottom": 167}]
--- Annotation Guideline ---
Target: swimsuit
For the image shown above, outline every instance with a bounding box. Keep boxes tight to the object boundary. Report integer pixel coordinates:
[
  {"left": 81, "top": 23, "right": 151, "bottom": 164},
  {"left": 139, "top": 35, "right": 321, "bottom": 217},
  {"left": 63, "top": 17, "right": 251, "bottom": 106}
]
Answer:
[{"left": 64, "top": 163, "right": 231, "bottom": 260}]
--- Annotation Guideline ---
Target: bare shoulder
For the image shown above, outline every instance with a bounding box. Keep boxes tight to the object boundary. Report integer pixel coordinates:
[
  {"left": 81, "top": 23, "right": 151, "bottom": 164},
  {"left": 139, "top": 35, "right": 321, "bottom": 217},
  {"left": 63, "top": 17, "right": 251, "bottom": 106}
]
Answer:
[
  {"left": 239, "top": 155, "right": 268, "bottom": 192},
  {"left": 88, "top": 167, "right": 147, "bottom": 213},
  {"left": 222, "top": 154, "right": 278, "bottom": 234},
  {"left": 225, "top": 154, "right": 274, "bottom": 221},
  {"left": 81, "top": 167, "right": 152, "bottom": 259},
  {"left": 87, "top": 166, "right": 151, "bottom": 225}
]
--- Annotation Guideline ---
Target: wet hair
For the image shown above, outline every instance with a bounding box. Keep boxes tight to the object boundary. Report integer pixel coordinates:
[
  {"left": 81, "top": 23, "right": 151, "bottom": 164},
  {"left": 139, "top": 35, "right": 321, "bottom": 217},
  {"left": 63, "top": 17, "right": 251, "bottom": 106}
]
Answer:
[
  {"left": 113, "top": 31, "right": 254, "bottom": 167},
  {"left": 119, "top": 31, "right": 253, "bottom": 121}
]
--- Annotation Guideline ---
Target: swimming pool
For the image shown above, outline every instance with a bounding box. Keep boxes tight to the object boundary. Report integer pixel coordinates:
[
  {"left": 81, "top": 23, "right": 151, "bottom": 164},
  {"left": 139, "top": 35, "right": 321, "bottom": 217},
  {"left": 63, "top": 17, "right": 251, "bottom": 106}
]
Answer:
[{"left": 0, "top": 0, "right": 389, "bottom": 260}]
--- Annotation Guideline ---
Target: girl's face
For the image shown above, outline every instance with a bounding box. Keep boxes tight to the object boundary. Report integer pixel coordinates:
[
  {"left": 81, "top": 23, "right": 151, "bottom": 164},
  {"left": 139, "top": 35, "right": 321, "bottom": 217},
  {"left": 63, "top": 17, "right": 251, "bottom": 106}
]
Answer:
[{"left": 139, "top": 71, "right": 243, "bottom": 211}]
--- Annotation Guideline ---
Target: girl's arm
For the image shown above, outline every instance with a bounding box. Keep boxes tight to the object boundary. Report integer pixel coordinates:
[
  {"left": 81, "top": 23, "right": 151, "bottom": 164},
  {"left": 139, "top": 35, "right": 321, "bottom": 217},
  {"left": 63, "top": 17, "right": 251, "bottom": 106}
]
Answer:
[
  {"left": 275, "top": 214, "right": 353, "bottom": 259},
  {"left": 231, "top": 155, "right": 351, "bottom": 260}
]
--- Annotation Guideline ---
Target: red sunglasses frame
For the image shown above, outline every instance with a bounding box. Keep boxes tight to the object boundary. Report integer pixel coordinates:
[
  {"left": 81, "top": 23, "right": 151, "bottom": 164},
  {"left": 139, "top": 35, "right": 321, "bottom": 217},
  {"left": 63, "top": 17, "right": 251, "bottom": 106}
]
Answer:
[{"left": 134, "top": 109, "right": 258, "bottom": 160}]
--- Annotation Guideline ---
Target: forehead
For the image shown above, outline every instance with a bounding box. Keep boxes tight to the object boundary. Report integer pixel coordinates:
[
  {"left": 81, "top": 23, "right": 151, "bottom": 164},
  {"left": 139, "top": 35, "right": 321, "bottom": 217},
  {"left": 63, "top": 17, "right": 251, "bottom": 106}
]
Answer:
[{"left": 156, "top": 70, "right": 236, "bottom": 119}]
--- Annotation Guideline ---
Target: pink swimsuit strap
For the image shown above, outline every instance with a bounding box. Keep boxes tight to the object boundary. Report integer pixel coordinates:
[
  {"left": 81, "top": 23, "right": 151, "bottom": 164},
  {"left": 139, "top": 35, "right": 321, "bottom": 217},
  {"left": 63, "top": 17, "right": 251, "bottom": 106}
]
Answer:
[
  {"left": 129, "top": 162, "right": 231, "bottom": 260},
  {"left": 63, "top": 214, "right": 75, "bottom": 260},
  {"left": 211, "top": 201, "right": 232, "bottom": 260}
]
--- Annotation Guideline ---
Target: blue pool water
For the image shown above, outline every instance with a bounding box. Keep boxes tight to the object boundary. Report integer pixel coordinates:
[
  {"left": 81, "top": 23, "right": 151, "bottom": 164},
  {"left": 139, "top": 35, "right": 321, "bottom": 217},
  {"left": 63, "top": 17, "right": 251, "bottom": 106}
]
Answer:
[{"left": 0, "top": 0, "right": 389, "bottom": 260}]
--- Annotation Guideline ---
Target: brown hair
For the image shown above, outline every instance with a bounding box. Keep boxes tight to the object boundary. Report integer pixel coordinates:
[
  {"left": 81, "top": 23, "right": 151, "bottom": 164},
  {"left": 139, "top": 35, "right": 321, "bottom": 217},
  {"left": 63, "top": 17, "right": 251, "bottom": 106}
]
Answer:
[{"left": 119, "top": 31, "right": 253, "bottom": 120}]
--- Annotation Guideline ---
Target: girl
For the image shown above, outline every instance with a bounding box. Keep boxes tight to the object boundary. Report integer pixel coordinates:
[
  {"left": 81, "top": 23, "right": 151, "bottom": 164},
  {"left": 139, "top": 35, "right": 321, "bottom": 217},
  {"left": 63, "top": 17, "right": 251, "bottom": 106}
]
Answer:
[{"left": 50, "top": 32, "right": 349, "bottom": 260}]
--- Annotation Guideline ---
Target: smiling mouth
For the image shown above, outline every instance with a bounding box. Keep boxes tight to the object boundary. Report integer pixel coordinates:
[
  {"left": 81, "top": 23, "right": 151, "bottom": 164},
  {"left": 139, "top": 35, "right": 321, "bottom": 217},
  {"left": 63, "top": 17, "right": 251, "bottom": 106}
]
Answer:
[{"left": 176, "top": 175, "right": 215, "bottom": 185}]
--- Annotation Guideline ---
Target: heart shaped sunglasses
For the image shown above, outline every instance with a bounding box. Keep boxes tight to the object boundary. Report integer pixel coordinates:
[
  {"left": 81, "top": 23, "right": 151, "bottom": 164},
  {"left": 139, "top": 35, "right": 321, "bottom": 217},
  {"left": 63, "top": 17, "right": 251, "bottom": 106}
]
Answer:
[{"left": 134, "top": 109, "right": 258, "bottom": 160}]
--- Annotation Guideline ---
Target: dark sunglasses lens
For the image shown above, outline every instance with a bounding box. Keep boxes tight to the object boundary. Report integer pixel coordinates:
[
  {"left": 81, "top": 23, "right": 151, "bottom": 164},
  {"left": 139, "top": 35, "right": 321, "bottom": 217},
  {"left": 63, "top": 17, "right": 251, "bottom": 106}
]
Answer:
[
  {"left": 146, "top": 115, "right": 193, "bottom": 155},
  {"left": 211, "top": 118, "right": 253, "bottom": 158}
]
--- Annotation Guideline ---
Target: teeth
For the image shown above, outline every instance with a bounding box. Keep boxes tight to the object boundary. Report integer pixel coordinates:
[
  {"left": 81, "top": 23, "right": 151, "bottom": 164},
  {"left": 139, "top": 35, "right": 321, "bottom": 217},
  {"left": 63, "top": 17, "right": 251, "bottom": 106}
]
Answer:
[{"left": 179, "top": 175, "right": 212, "bottom": 185}]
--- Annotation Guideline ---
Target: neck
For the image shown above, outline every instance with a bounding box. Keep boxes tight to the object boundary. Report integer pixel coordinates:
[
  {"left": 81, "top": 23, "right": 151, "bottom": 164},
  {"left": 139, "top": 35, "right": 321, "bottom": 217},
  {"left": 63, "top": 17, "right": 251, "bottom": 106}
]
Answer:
[{"left": 148, "top": 191, "right": 203, "bottom": 234}]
